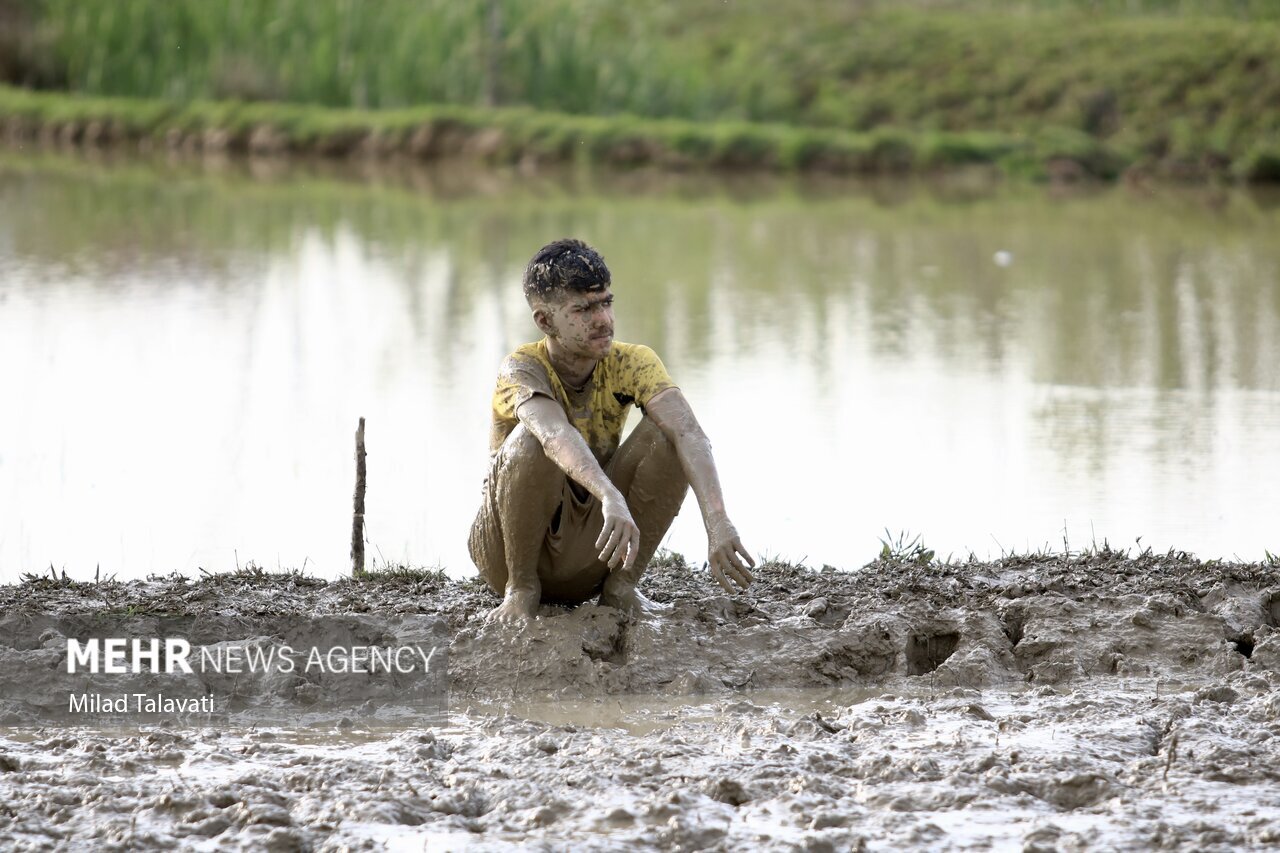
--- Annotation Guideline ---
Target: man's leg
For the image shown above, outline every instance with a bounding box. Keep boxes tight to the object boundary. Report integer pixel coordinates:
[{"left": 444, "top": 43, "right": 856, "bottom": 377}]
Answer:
[
  {"left": 468, "top": 424, "right": 565, "bottom": 620},
  {"left": 598, "top": 417, "right": 689, "bottom": 611}
]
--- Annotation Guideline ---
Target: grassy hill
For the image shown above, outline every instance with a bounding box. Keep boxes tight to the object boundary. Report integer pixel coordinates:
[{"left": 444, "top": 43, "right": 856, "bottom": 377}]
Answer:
[{"left": 2, "top": 0, "right": 1278, "bottom": 180}]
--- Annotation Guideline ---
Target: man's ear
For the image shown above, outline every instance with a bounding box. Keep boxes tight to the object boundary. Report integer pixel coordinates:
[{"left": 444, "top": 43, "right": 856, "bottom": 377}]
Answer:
[{"left": 532, "top": 306, "right": 556, "bottom": 337}]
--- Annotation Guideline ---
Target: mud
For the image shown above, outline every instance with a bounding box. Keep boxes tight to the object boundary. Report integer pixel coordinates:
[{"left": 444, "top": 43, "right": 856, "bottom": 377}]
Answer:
[{"left": 1, "top": 551, "right": 1278, "bottom": 850}]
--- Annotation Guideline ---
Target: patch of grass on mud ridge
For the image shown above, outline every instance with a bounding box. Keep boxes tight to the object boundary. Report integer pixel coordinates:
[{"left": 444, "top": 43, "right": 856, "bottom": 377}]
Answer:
[
  {"left": 875, "top": 529, "right": 936, "bottom": 565},
  {"left": 648, "top": 548, "right": 693, "bottom": 571},
  {"left": 343, "top": 563, "right": 452, "bottom": 592},
  {"left": 18, "top": 563, "right": 81, "bottom": 588},
  {"left": 200, "top": 561, "right": 326, "bottom": 590}
]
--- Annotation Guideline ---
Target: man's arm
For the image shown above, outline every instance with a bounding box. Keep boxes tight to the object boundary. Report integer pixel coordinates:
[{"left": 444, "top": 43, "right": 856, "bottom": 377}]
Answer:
[
  {"left": 516, "top": 395, "right": 641, "bottom": 570},
  {"left": 644, "top": 388, "right": 755, "bottom": 593}
]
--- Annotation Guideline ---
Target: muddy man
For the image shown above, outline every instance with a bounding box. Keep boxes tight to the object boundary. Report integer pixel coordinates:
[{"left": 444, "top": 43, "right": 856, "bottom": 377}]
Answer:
[{"left": 469, "top": 238, "right": 755, "bottom": 623}]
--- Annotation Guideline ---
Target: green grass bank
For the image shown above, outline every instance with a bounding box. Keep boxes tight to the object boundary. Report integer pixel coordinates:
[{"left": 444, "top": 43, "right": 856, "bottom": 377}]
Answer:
[
  {"left": 2, "top": 0, "right": 1280, "bottom": 181},
  {"left": 0, "top": 84, "right": 1050, "bottom": 177}
]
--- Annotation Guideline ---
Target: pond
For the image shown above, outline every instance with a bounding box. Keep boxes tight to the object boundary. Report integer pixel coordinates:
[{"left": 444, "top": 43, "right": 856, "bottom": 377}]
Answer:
[{"left": 1, "top": 155, "right": 1278, "bottom": 581}]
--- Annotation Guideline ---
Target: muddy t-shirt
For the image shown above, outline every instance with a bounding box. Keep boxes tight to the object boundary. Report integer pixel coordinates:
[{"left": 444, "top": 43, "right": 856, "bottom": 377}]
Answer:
[{"left": 490, "top": 338, "right": 677, "bottom": 465}]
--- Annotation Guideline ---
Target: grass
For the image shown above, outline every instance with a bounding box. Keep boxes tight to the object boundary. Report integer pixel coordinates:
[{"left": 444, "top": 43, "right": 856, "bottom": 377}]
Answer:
[
  {"left": 347, "top": 564, "right": 452, "bottom": 586},
  {"left": 1, "top": 1, "right": 1278, "bottom": 180},
  {"left": 861, "top": 527, "right": 1280, "bottom": 569},
  {"left": 18, "top": 563, "right": 81, "bottom": 587},
  {"left": 877, "top": 530, "right": 936, "bottom": 565},
  {"left": 8, "top": 537, "right": 1277, "bottom": 590},
  {"left": 0, "top": 84, "right": 1052, "bottom": 177}
]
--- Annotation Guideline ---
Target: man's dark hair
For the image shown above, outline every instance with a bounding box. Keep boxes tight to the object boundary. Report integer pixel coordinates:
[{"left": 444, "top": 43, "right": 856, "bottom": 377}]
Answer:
[{"left": 522, "top": 238, "right": 610, "bottom": 305}]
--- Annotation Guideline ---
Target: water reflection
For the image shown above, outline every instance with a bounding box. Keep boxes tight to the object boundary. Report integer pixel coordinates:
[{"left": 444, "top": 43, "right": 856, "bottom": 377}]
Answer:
[{"left": 1, "top": 156, "right": 1277, "bottom": 580}]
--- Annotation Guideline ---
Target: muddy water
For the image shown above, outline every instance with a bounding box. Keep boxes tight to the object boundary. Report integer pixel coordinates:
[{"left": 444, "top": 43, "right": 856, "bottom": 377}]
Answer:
[
  {"left": 1, "top": 554, "right": 1278, "bottom": 850},
  {"left": 3, "top": 679, "right": 1278, "bottom": 851},
  {"left": 1, "top": 155, "right": 1279, "bottom": 580}
]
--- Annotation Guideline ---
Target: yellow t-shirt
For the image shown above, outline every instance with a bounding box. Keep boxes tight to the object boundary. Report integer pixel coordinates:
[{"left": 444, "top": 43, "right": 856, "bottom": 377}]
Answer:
[{"left": 490, "top": 339, "right": 677, "bottom": 465}]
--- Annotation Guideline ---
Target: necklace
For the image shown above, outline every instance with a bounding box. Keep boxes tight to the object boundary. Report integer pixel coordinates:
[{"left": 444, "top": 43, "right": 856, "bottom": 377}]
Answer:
[{"left": 562, "top": 373, "right": 591, "bottom": 393}]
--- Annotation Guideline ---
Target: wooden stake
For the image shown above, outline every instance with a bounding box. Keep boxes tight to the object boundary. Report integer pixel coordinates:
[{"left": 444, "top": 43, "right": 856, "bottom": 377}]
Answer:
[{"left": 351, "top": 417, "right": 367, "bottom": 577}]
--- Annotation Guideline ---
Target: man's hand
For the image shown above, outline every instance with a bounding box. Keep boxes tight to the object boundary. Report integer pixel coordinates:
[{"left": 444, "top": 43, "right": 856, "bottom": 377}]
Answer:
[
  {"left": 596, "top": 492, "right": 641, "bottom": 571},
  {"left": 708, "top": 516, "right": 754, "bottom": 593}
]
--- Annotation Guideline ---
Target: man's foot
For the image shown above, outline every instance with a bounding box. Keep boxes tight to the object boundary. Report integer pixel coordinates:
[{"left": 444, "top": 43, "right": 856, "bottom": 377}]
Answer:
[
  {"left": 486, "top": 592, "right": 539, "bottom": 625},
  {"left": 599, "top": 581, "right": 671, "bottom": 618}
]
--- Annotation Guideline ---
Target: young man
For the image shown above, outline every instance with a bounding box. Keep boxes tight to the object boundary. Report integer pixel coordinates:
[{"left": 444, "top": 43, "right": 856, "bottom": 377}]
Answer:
[{"left": 469, "top": 238, "right": 755, "bottom": 623}]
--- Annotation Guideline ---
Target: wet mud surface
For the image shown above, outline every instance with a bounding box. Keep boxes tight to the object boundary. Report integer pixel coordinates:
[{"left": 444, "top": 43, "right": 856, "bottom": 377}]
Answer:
[{"left": 1, "top": 551, "right": 1278, "bottom": 850}]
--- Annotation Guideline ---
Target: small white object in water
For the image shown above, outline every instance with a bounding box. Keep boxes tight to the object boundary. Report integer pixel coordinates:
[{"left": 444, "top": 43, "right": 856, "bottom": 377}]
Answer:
[{"left": 993, "top": 250, "right": 1013, "bottom": 267}]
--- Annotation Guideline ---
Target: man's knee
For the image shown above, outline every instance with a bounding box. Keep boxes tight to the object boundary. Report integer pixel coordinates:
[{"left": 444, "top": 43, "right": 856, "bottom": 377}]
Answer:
[
  {"left": 492, "top": 423, "right": 564, "bottom": 510},
  {"left": 633, "top": 417, "right": 682, "bottom": 475},
  {"left": 627, "top": 419, "right": 687, "bottom": 513},
  {"left": 498, "top": 424, "right": 558, "bottom": 475}
]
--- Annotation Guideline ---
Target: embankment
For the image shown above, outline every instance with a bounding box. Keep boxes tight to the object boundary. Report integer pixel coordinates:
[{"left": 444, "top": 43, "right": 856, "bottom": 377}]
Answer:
[
  {"left": 2, "top": 552, "right": 1280, "bottom": 849},
  {"left": 0, "top": 85, "right": 1050, "bottom": 179},
  {"left": 3, "top": 83, "right": 1279, "bottom": 182},
  {"left": 1, "top": 551, "right": 1277, "bottom": 716},
  {"left": 3, "top": 1, "right": 1280, "bottom": 181}
]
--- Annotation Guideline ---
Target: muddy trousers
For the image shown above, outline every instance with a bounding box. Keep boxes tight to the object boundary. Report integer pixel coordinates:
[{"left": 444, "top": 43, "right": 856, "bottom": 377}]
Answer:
[{"left": 468, "top": 418, "right": 689, "bottom": 605}]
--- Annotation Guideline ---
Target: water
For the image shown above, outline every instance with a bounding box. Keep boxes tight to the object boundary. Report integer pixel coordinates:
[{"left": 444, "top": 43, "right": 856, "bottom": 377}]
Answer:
[
  {"left": 2, "top": 155, "right": 1278, "bottom": 581},
  {"left": 5, "top": 676, "right": 1275, "bottom": 850}
]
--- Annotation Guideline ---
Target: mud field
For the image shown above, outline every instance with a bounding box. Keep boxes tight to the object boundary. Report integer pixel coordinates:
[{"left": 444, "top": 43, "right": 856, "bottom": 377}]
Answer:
[{"left": 1, "top": 551, "right": 1279, "bottom": 851}]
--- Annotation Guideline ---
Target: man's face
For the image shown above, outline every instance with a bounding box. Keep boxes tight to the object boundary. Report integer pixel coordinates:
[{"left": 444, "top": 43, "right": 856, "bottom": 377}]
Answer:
[{"left": 537, "top": 286, "right": 615, "bottom": 360}]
